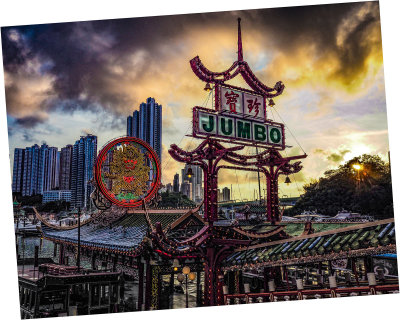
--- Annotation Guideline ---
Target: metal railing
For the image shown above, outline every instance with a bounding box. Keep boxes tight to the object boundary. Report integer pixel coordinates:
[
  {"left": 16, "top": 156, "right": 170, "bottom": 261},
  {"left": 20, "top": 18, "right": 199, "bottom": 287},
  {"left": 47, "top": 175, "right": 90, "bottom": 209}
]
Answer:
[{"left": 224, "top": 284, "right": 399, "bottom": 304}]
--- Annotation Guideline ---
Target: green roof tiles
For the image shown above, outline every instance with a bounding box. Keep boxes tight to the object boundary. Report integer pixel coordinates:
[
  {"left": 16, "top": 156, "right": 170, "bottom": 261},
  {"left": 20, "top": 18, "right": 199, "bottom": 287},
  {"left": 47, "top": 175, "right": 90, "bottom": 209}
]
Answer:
[{"left": 223, "top": 219, "right": 396, "bottom": 268}]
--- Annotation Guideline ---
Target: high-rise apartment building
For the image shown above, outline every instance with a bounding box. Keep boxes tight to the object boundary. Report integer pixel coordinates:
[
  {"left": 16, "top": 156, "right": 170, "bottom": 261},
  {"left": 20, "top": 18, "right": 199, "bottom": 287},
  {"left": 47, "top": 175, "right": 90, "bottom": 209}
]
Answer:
[
  {"left": 127, "top": 110, "right": 140, "bottom": 138},
  {"left": 166, "top": 183, "right": 173, "bottom": 193},
  {"left": 16, "top": 144, "right": 61, "bottom": 196},
  {"left": 222, "top": 187, "right": 231, "bottom": 202},
  {"left": 217, "top": 189, "right": 222, "bottom": 202},
  {"left": 173, "top": 173, "right": 180, "bottom": 193},
  {"left": 21, "top": 144, "right": 40, "bottom": 196},
  {"left": 37, "top": 144, "right": 60, "bottom": 194},
  {"left": 59, "top": 145, "right": 73, "bottom": 190},
  {"left": 12, "top": 148, "right": 25, "bottom": 193},
  {"left": 181, "top": 164, "right": 203, "bottom": 203},
  {"left": 71, "top": 134, "right": 97, "bottom": 209},
  {"left": 126, "top": 97, "right": 162, "bottom": 162},
  {"left": 181, "top": 180, "right": 191, "bottom": 199}
]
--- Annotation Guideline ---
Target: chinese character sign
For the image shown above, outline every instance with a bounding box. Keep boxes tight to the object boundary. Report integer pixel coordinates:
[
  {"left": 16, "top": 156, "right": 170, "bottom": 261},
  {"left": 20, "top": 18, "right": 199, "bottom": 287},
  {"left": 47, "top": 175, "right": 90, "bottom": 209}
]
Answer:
[
  {"left": 219, "top": 85, "right": 265, "bottom": 121},
  {"left": 243, "top": 92, "right": 265, "bottom": 120},
  {"left": 221, "top": 87, "right": 242, "bottom": 115}
]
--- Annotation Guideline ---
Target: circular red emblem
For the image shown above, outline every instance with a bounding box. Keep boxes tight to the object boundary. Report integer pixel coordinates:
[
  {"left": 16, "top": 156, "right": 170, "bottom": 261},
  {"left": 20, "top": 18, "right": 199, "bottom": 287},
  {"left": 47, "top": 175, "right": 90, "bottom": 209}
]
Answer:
[{"left": 95, "top": 136, "right": 161, "bottom": 208}]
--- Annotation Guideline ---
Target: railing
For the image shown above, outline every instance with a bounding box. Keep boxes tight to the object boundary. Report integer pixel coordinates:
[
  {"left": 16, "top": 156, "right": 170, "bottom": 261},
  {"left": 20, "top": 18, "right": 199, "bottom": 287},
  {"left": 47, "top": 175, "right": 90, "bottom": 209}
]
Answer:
[{"left": 224, "top": 284, "right": 399, "bottom": 304}]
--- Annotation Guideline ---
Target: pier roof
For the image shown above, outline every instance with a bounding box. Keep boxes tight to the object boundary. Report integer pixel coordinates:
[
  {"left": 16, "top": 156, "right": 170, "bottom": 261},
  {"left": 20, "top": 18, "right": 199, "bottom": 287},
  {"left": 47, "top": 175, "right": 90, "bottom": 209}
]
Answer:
[
  {"left": 41, "top": 209, "right": 204, "bottom": 256},
  {"left": 222, "top": 218, "right": 396, "bottom": 270}
]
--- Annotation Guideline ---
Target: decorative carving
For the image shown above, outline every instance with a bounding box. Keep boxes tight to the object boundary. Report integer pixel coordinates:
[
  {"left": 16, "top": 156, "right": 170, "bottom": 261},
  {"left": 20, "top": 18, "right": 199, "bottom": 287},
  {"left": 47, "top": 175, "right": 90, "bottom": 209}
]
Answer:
[
  {"left": 103, "top": 144, "right": 150, "bottom": 196},
  {"left": 95, "top": 136, "right": 161, "bottom": 208},
  {"left": 150, "top": 266, "right": 161, "bottom": 310},
  {"left": 91, "top": 207, "right": 126, "bottom": 227},
  {"left": 90, "top": 184, "right": 112, "bottom": 211}
]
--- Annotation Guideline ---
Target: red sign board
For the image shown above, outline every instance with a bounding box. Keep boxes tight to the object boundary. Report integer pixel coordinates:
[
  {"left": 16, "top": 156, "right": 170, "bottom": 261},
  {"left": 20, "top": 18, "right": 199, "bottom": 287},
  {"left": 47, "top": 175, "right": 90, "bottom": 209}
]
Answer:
[{"left": 215, "top": 84, "right": 266, "bottom": 122}]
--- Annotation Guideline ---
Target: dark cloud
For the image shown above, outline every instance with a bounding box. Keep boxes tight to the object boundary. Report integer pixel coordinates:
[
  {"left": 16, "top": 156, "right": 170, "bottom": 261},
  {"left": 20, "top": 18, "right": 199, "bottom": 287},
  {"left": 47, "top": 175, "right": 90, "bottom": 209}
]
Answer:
[
  {"left": 1, "top": 28, "right": 31, "bottom": 72},
  {"left": 313, "top": 148, "right": 351, "bottom": 163},
  {"left": 1, "top": 2, "right": 382, "bottom": 128},
  {"left": 15, "top": 115, "right": 46, "bottom": 128},
  {"left": 314, "top": 148, "right": 325, "bottom": 154},
  {"left": 327, "top": 149, "right": 350, "bottom": 163},
  {"left": 22, "top": 133, "right": 33, "bottom": 142}
]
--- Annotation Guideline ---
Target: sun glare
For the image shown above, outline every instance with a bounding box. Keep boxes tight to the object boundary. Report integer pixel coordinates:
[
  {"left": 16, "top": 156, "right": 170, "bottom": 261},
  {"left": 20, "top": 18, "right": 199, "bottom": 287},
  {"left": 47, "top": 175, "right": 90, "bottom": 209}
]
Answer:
[{"left": 343, "top": 144, "right": 372, "bottom": 162}]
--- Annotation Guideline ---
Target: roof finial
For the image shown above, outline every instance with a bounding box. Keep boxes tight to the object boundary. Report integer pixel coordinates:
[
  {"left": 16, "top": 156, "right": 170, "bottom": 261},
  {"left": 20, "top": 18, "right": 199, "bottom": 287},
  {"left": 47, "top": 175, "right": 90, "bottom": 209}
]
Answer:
[{"left": 237, "top": 17, "right": 243, "bottom": 62}]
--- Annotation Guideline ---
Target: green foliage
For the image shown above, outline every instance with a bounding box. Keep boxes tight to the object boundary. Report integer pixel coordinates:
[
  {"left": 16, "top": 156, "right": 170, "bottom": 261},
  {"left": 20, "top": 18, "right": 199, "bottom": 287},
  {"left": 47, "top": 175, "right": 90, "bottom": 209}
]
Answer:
[
  {"left": 285, "top": 154, "right": 393, "bottom": 219},
  {"left": 13, "top": 193, "right": 43, "bottom": 207},
  {"left": 158, "top": 191, "right": 197, "bottom": 208},
  {"left": 12, "top": 193, "right": 70, "bottom": 213}
]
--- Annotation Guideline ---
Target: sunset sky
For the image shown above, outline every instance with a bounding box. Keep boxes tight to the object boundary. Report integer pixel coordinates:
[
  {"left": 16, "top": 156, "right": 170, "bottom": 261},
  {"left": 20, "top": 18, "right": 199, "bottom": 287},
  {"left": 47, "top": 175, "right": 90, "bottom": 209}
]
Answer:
[{"left": 1, "top": 1, "right": 390, "bottom": 200}]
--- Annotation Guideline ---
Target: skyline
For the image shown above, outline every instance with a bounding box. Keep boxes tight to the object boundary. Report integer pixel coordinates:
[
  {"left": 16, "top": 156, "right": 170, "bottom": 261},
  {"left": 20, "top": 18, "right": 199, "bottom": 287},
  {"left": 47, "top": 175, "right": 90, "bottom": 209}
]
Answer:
[{"left": 2, "top": 1, "right": 390, "bottom": 199}]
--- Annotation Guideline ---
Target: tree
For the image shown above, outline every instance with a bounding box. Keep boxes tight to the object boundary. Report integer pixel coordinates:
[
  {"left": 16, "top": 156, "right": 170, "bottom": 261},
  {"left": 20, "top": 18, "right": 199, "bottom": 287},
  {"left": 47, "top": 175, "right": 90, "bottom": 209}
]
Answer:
[
  {"left": 158, "top": 191, "right": 197, "bottom": 208},
  {"left": 285, "top": 154, "right": 393, "bottom": 219}
]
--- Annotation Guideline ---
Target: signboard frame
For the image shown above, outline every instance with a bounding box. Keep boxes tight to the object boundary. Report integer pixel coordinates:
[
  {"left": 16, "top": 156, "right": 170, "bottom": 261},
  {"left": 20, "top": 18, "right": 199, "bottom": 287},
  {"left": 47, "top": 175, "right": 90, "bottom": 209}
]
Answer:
[
  {"left": 192, "top": 106, "right": 286, "bottom": 150},
  {"left": 215, "top": 84, "right": 267, "bottom": 122},
  {"left": 95, "top": 136, "right": 161, "bottom": 208}
]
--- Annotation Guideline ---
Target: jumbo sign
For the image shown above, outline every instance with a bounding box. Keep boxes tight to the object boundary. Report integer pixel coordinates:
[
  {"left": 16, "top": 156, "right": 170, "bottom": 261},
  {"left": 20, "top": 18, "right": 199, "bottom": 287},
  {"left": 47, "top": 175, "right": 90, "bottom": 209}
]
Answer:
[
  {"left": 193, "top": 107, "right": 285, "bottom": 149},
  {"left": 193, "top": 84, "right": 285, "bottom": 148}
]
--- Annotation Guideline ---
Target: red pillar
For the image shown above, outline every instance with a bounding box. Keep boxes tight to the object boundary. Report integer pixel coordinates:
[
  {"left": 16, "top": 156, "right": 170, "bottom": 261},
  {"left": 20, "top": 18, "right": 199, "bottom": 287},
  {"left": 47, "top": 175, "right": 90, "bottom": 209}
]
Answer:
[
  {"left": 203, "top": 160, "right": 219, "bottom": 223},
  {"left": 265, "top": 167, "right": 280, "bottom": 224}
]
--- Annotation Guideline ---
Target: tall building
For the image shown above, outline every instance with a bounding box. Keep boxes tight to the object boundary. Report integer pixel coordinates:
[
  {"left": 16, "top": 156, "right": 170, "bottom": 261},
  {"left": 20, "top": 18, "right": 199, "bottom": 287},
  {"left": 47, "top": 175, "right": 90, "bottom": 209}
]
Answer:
[
  {"left": 12, "top": 148, "right": 25, "bottom": 193},
  {"left": 55, "top": 151, "right": 60, "bottom": 189},
  {"left": 37, "top": 144, "right": 60, "bottom": 194},
  {"left": 217, "top": 189, "right": 222, "bottom": 202},
  {"left": 181, "top": 164, "right": 203, "bottom": 203},
  {"left": 127, "top": 110, "right": 140, "bottom": 138},
  {"left": 181, "top": 180, "right": 191, "bottom": 199},
  {"left": 21, "top": 144, "right": 40, "bottom": 196},
  {"left": 45, "top": 147, "right": 59, "bottom": 192},
  {"left": 127, "top": 97, "right": 162, "bottom": 162},
  {"left": 166, "top": 183, "right": 173, "bottom": 193},
  {"left": 222, "top": 187, "right": 231, "bottom": 202},
  {"left": 71, "top": 134, "right": 97, "bottom": 209},
  {"left": 59, "top": 145, "right": 73, "bottom": 190},
  {"left": 173, "top": 173, "right": 180, "bottom": 193},
  {"left": 14, "top": 144, "right": 61, "bottom": 196}
]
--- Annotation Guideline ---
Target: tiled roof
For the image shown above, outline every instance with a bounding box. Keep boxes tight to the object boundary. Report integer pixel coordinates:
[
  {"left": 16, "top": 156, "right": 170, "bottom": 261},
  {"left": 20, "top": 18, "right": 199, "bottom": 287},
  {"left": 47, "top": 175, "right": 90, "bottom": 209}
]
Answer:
[
  {"left": 223, "top": 219, "right": 396, "bottom": 269},
  {"left": 41, "top": 212, "right": 185, "bottom": 253}
]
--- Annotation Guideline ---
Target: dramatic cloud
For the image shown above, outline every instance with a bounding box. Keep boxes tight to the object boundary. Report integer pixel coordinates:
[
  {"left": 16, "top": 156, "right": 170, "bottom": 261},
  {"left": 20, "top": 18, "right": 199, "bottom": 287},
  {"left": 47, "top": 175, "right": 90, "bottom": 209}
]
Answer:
[
  {"left": 314, "top": 148, "right": 351, "bottom": 163},
  {"left": 2, "top": 2, "right": 389, "bottom": 197},
  {"left": 2, "top": 2, "right": 383, "bottom": 127}
]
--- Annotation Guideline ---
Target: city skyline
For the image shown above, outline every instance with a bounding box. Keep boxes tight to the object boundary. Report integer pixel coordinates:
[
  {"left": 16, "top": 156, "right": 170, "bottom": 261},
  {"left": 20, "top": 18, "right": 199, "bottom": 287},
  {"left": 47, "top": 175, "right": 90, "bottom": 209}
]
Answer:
[
  {"left": 11, "top": 133, "right": 97, "bottom": 209},
  {"left": 2, "top": 2, "right": 390, "bottom": 199}
]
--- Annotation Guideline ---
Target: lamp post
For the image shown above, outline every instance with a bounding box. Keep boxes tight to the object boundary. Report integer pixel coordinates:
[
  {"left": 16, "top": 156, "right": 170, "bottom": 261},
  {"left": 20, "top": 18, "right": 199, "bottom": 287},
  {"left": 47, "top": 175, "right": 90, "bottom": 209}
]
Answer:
[
  {"left": 77, "top": 207, "right": 81, "bottom": 271},
  {"left": 177, "top": 266, "right": 196, "bottom": 308}
]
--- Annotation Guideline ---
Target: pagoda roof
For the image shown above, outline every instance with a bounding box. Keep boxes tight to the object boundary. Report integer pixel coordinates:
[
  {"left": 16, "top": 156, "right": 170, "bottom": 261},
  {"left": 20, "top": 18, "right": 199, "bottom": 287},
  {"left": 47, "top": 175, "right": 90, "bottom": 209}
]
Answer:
[
  {"left": 189, "top": 18, "right": 284, "bottom": 98},
  {"left": 222, "top": 218, "right": 396, "bottom": 270},
  {"left": 41, "top": 211, "right": 191, "bottom": 256}
]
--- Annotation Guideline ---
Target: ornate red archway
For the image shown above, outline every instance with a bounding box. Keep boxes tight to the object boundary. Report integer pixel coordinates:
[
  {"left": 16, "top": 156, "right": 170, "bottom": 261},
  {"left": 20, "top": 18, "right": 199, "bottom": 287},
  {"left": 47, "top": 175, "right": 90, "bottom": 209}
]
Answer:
[{"left": 150, "top": 18, "right": 307, "bottom": 306}]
